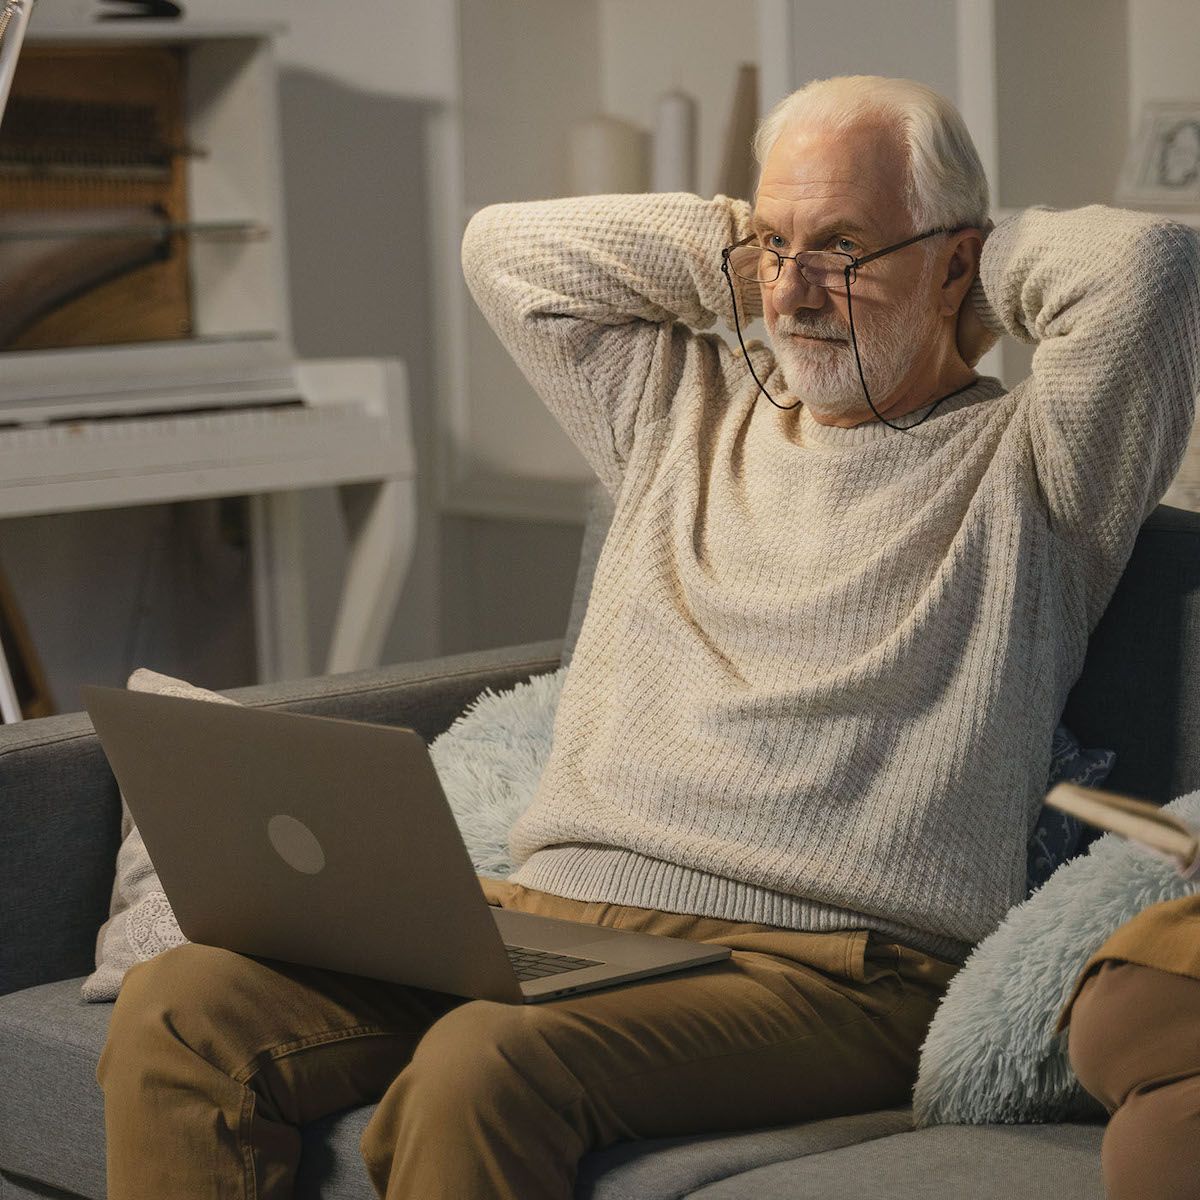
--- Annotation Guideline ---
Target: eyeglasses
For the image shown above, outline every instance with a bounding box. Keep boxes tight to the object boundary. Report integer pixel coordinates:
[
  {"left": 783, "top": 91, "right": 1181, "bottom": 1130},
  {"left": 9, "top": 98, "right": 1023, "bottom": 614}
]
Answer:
[
  {"left": 718, "top": 223, "right": 972, "bottom": 432},
  {"left": 722, "top": 226, "right": 963, "bottom": 288}
]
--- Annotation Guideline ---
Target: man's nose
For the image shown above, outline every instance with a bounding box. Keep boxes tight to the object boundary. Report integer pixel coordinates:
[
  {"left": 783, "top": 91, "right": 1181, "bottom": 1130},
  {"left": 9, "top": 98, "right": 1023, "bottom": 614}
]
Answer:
[{"left": 770, "top": 258, "right": 827, "bottom": 314}]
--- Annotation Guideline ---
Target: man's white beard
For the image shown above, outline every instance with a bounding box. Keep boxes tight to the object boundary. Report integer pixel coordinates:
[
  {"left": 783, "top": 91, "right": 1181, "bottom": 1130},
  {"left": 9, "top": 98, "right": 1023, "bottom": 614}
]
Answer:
[{"left": 769, "top": 276, "right": 939, "bottom": 423}]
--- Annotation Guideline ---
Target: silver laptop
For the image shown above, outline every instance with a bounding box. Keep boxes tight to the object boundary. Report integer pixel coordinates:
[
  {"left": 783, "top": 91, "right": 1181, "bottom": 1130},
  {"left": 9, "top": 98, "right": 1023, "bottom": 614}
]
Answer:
[{"left": 80, "top": 685, "right": 730, "bottom": 1004}]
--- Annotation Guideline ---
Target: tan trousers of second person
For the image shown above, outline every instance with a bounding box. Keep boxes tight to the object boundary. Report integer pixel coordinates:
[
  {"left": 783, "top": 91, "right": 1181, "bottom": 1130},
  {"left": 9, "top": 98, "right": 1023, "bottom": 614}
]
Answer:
[
  {"left": 96, "top": 875, "right": 960, "bottom": 1200},
  {"left": 1067, "top": 957, "right": 1200, "bottom": 1200}
]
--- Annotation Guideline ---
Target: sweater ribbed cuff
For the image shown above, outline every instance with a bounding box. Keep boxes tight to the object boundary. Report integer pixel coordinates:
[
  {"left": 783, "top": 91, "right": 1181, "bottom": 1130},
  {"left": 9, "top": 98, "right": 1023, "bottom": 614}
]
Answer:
[{"left": 968, "top": 272, "right": 1007, "bottom": 338}]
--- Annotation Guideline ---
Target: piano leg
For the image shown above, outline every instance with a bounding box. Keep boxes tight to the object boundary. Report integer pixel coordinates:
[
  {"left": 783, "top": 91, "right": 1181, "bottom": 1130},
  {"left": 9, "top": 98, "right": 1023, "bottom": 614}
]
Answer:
[
  {"left": 327, "top": 477, "right": 417, "bottom": 675},
  {"left": 0, "top": 636, "right": 19, "bottom": 722},
  {"left": 248, "top": 489, "right": 311, "bottom": 684},
  {"left": 247, "top": 476, "right": 416, "bottom": 685}
]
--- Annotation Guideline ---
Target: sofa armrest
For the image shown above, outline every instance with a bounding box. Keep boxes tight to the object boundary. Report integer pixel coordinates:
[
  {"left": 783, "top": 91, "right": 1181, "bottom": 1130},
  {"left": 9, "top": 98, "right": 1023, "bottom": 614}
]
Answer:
[
  {"left": 224, "top": 638, "right": 564, "bottom": 740},
  {"left": 0, "top": 638, "right": 563, "bottom": 998}
]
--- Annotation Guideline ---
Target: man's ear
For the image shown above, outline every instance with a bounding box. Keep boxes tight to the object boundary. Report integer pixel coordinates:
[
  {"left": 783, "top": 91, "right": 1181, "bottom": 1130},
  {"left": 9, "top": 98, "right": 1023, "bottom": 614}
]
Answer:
[{"left": 940, "top": 230, "right": 983, "bottom": 317}]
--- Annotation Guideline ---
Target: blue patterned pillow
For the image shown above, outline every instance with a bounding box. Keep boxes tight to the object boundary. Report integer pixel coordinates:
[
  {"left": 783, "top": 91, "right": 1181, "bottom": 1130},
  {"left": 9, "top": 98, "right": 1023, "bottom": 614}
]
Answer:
[{"left": 1025, "top": 724, "right": 1116, "bottom": 896}]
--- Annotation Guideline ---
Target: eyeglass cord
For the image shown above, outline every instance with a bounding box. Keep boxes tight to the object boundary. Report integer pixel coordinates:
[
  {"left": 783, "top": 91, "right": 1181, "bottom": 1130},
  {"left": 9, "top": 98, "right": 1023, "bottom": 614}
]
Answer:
[{"left": 720, "top": 257, "right": 977, "bottom": 434}]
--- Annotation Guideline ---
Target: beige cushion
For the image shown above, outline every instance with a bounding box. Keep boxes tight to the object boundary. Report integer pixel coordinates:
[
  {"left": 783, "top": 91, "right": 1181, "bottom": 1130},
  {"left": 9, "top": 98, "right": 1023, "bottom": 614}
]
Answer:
[{"left": 80, "top": 669, "right": 238, "bottom": 1002}]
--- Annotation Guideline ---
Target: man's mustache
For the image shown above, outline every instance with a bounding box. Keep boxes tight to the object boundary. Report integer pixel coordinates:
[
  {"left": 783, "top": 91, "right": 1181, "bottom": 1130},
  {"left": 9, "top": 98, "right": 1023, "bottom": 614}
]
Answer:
[{"left": 773, "top": 317, "right": 848, "bottom": 342}]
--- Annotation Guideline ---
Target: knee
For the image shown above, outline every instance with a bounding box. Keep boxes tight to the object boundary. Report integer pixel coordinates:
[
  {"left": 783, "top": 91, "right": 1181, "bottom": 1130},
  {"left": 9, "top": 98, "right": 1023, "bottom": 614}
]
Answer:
[
  {"left": 393, "top": 1000, "right": 579, "bottom": 1114},
  {"left": 98, "top": 944, "right": 253, "bottom": 1087},
  {"left": 410, "top": 1002, "right": 530, "bottom": 1093}
]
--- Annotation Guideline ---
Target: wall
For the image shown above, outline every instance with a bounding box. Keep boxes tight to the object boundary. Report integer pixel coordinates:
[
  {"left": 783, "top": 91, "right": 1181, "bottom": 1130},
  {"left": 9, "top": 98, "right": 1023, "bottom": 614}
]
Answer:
[
  {"left": 454, "top": 0, "right": 606, "bottom": 489},
  {"left": 599, "top": 0, "right": 761, "bottom": 199},
  {"left": 0, "top": 501, "right": 254, "bottom": 713},
  {"left": 994, "top": 0, "right": 1128, "bottom": 210},
  {"left": 273, "top": 64, "right": 443, "bottom": 669},
  {"left": 1127, "top": 0, "right": 1200, "bottom": 124}
]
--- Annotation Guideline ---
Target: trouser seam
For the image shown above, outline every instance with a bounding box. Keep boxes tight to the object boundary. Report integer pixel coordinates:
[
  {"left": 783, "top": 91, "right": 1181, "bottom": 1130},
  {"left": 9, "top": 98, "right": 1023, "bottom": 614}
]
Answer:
[
  {"left": 231, "top": 1024, "right": 409, "bottom": 1086},
  {"left": 233, "top": 1026, "right": 418, "bottom": 1198},
  {"left": 240, "top": 1087, "right": 256, "bottom": 1200}
]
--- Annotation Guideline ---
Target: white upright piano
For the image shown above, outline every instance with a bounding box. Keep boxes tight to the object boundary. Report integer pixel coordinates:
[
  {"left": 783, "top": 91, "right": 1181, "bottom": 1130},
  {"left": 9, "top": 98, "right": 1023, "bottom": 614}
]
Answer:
[{"left": 0, "top": 7, "right": 417, "bottom": 719}]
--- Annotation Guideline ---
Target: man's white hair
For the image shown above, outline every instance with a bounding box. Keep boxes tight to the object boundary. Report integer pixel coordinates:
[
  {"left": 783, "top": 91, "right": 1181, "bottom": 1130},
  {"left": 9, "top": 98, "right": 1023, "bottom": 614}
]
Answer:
[{"left": 752, "top": 75, "right": 989, "bottom": 233}]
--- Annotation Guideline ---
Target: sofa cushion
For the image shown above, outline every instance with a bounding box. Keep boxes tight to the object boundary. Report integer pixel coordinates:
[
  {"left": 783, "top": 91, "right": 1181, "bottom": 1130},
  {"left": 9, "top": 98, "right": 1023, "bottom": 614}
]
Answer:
[
  {"left": 574, "top": 1107, "right": 913, "bottom": 1199},
  {"left": 0, "top": 1170, "right": 86, "bottom": 1198},
  {"left": 684, "top": 1123, "right": 1105, "bottom": 1199},
  {"left": 0, "top": 977, "right": 914, "bottom": 1200},
  {"left": 0, "top": 978, "right": 110, "bottom": 1198},
  {"left": 429, "top": 666, "right": 567, "bottom": 879}
]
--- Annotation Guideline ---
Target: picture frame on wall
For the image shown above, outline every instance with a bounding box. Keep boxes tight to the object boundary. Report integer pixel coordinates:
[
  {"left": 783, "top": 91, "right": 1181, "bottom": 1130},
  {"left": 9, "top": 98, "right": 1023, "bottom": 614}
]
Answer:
[{"left": 1117, "top": 101, "right": 1200, "bottom": 209}]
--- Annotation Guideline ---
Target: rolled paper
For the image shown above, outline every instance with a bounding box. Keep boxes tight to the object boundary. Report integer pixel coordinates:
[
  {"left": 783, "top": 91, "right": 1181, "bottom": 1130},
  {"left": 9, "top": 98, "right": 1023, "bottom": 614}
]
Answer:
[
  {"left": 652, "top": 89, "right": 697, "bottom": 193},
  {"left": 567, "top": 114, "right": 650, "bottom": 196}
]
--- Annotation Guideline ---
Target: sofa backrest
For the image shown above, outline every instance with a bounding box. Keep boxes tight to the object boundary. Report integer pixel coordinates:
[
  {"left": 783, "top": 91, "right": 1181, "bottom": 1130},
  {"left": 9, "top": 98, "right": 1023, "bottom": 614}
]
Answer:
[
  {"left": 1062, "top": 503, "right": 1200, "bottom": 812},
  {"left": 565, "top": 483, "right": 1200, "bottom": 820}
]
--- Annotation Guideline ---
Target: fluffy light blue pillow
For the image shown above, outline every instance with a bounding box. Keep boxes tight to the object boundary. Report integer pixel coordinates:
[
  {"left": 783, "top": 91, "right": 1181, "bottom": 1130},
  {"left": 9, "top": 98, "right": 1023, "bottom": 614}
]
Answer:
[
  {"left": 431, "top": 666, "right": 568, "bottom": 877},
  {"left": 913, "top": 788, "right": 1200, "bottom": 1127}
]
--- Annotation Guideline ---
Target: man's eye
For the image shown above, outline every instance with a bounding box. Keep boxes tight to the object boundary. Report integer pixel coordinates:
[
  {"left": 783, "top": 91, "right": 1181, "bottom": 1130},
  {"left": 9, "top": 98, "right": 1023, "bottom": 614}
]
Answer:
[
  {"left": 763, "top": 234, "right": 786, "bottom": 250},
  {"left": 834, "top": 236, "right": 859, "bottom": 254}
]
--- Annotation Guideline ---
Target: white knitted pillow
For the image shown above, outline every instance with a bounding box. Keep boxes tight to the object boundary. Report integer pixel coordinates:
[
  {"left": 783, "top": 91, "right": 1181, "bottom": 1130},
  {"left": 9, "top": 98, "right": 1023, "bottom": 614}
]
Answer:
[
  {"left": 81, "top": 665, "right": 567, "bottom": 1001},
  {"left": 913, "top": 788, "right": 1200, "bottom": 1126}
]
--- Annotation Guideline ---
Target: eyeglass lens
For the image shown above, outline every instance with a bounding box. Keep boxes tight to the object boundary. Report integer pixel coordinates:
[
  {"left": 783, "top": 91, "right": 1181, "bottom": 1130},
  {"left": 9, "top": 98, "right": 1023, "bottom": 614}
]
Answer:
[{"left": 726, "top": 245, "right": 854, "bottom": 288}]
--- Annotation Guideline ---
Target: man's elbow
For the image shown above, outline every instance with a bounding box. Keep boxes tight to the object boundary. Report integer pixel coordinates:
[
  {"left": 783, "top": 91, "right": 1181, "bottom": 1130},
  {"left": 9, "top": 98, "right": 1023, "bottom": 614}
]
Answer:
[{"left": 461, "top": 203, "right": 515, "bottom": 295}]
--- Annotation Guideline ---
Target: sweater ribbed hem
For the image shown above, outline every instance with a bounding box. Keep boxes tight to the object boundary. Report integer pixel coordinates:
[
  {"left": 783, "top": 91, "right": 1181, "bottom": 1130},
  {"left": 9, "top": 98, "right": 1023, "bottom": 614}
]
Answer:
[{"left": 508, "top": 845, "right": 973, "bottom": 966}]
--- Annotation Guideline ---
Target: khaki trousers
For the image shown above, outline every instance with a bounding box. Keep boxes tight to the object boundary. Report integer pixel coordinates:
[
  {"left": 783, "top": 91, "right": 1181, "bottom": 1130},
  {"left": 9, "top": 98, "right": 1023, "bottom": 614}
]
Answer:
[
  {"left": 1067, "top": 958, "right": 1200, "bottom": 1200},
  {"left": 96, "top": 875, "right": 960, "bottom": 1200}
]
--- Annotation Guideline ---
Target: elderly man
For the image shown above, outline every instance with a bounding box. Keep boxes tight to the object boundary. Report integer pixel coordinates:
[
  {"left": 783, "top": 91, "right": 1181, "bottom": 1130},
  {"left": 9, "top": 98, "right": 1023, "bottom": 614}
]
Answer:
[{"left": 96, "top": 75, "right": 1199, "bottom": 1200}]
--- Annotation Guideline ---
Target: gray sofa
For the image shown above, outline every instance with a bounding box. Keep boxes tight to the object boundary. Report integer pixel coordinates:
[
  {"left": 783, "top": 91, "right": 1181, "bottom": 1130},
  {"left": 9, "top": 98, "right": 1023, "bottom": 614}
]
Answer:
[{"left": 4, "top": 491, "right": 1200, "bottom": 1200}]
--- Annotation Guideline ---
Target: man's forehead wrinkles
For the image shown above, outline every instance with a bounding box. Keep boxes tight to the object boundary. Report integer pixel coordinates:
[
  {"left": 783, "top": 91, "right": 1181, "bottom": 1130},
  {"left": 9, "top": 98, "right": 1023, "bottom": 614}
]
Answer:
[
  {"left": 751, "top": 201, "right": 877, "bottom": 236},
  {"left": 760, "top": 168, "right": 887, "bottom": 193},
  {"left": 753, "top": 182, "right": 885, "bottom": 226}
]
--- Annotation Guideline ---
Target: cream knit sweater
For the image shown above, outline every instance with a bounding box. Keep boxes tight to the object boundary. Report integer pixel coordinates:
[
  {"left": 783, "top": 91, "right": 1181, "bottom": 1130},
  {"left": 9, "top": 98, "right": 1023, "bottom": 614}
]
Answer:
[{"left": 461, "top": 192, "right": 1200, "bottom": 964}]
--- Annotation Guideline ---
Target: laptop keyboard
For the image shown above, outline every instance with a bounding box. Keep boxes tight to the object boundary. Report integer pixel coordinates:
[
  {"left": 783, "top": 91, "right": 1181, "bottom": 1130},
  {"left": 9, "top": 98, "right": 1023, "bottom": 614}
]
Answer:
[{"left": 504, "top": 943, "right": 604, "bottom": 981}]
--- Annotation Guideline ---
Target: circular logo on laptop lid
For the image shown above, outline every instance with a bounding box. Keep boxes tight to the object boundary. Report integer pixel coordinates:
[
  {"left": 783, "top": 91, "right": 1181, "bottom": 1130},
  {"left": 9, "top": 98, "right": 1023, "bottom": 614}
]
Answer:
[{"left": 266, "top": 814, "right": 326, "bottom": 874}]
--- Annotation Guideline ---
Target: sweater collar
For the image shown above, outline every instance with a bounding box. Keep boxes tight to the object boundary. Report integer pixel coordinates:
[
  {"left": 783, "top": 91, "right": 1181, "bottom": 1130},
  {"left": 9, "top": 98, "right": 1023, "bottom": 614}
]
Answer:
[{"left": 782, "top": 374, "right": 1007, "bottom": 447}]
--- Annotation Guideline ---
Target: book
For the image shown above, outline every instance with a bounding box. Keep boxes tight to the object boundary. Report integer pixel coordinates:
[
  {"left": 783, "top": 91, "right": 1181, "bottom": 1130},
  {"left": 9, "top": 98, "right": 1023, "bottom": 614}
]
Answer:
[{"left": 1044, "top": 782, "right": 1200, "bottom": 880}]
